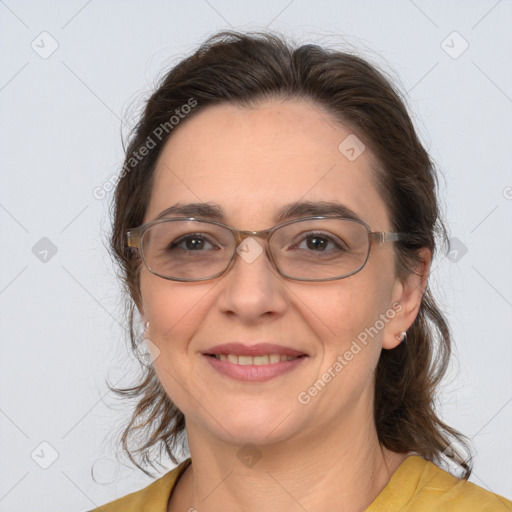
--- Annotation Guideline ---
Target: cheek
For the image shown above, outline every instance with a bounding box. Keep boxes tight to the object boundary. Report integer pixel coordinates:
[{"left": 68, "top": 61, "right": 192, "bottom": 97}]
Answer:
[
  {"left": 301, "top": 275, "right": 391, "bottom": 344},
  {"left": 277, "top": 280, "right": 391, "bottom": 419},
  {"left": 140, "top": 274, "right": 216, "bottom": 346},
  {"left": 139, "top": 275, "right": 218, "bottom": 412},
  {"left": 293, "top": 271, "right": 395, "bottom": 392}
]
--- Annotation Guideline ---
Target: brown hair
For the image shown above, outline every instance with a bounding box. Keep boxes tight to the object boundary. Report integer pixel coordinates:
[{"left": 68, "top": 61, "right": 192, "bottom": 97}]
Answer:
[{"left": 108, "top": 30, "right": 472, "bottom": 478}]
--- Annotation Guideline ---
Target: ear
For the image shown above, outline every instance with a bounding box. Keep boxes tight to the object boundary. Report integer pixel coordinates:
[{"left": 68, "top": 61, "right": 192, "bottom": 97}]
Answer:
[{"left": 382, "top": 247, "right": 431, "bottom": 350}]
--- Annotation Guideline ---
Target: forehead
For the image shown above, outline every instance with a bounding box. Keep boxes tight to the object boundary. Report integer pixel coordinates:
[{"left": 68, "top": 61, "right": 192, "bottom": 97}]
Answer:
[{"left": 146, "top": 99, "right": 390, "bottom": 229}]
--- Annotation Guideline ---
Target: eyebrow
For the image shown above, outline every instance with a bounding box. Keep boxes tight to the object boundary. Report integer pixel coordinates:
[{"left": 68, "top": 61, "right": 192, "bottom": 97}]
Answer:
[
  {"left": 277, "top": 201, "right": 361, "bottom": 222},
  {"left": 154, "top": 201, "right": 362, "bottom": 224},
  {"left": 155, "top": 203, "right": 224, "bottom": 221}
]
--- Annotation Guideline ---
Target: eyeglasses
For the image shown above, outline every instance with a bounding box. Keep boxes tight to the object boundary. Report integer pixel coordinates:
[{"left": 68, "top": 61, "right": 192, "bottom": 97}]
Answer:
[{"left": 126, "top": 216, "right": 407, "bottom": 282}]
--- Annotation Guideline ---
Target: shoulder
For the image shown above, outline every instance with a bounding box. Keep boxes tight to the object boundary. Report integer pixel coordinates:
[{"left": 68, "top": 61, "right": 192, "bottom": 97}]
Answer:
[
  {"left": 417, "top": 459, "right": 511, "bottom": 511},
  {"left": 368, "top": 455, "right": 512, "bottom": 512},
  {"left": 87, "top": 459, "right": 191, "bottom": 512}
]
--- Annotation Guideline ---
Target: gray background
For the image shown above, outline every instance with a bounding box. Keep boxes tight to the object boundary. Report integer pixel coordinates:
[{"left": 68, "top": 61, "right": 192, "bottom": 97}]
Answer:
[{"left": 0, "top": 1, "right": 511, "bottom": 510}]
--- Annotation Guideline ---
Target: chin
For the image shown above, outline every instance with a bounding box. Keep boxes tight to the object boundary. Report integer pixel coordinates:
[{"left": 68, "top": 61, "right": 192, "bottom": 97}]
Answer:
[{"left": 207, "top": 402, "right": 304, "bottom": 445}]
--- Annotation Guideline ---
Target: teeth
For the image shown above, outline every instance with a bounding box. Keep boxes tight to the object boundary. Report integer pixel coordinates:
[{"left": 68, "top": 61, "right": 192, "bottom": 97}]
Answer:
[
  {"left": 253, "top": 355, "right": 269, "bottom": 365},
  {"left": 213, "top": 353, "right": 300, "bottom": 365}
]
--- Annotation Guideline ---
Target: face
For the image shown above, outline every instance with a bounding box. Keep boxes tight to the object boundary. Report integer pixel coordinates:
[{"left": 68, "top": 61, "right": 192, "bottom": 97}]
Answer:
[{"left": 138, "top": 99, "right": 411, "bottom": 448}]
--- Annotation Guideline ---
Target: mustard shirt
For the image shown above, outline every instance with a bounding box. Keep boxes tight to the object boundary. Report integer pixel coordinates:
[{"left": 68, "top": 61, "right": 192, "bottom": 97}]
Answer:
[{"left": 89, "top": 455, "right": 511, "bottom": 511}]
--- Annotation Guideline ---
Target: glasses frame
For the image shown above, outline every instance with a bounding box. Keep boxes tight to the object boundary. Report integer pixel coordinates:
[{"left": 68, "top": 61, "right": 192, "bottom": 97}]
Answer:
[{"left": 126, "top": 216, "right": 408, "bottom": 282}]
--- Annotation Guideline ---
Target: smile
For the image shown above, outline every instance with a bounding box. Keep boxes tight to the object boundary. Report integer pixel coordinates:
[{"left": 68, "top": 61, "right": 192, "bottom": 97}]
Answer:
[
  {"left": 207, "top": 353, "right": 301, "bottom": 365},
  {"left": 203, "top": 353, "right": 308, "bottom": 382}
]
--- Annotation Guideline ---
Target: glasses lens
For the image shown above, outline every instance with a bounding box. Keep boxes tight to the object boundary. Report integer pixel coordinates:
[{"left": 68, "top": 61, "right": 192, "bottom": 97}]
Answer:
[
  {"left": 270, "top": 218, "right": 370, "bottom": 280},
  {"left": 141, "top": 220, "right": 234, "bottom": 280}
]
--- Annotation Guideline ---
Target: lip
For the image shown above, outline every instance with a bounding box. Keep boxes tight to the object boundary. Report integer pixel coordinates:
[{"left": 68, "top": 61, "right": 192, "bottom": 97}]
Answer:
[
  {"left": 202, "top": 353, "right": 308, "bottom": 382},
  {"left": 202, "top": 343, "right": 307, "bottom": 357}
]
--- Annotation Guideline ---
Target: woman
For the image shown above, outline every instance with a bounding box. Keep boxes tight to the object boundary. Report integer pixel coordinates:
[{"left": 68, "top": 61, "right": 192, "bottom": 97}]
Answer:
[{"left": 92, "top": 31, "right": 511, "bottom": 511}]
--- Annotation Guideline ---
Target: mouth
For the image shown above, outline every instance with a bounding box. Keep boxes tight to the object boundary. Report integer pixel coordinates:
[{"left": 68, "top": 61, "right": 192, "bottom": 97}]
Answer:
[
  {"left": 204, "top": 353, "right": 307, "bottom": 365},
  {"left": 201, "top": 343, "right": 309, "bottom": 382}
]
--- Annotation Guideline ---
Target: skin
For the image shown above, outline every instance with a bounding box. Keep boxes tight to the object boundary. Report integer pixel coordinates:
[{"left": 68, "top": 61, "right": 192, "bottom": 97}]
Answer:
[{"left": 137, "top": 98, "right": 430, "bottom": 512}]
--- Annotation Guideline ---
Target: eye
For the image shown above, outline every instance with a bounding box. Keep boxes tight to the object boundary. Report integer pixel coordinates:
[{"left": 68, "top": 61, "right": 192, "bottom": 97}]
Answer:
[
  {"left": 169, "top": 234, "right": 219, "bottom": 251},
  {"left": 294, "top": 232, "right": 347, "bottom": 252}
]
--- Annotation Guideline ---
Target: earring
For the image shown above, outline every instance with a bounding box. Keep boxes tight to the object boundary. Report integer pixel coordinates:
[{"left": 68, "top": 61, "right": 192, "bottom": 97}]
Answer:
[
  {"left": 395, "top": 331, "right": 407, "bottom": 342},
  {"left": 144, "top": 321, "right": 150, "bottom": 332}
]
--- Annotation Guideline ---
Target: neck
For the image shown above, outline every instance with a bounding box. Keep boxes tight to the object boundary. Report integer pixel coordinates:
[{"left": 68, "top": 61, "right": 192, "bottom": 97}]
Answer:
[{"left": 171, "top": 416, "right": 408, "bottom": 512}]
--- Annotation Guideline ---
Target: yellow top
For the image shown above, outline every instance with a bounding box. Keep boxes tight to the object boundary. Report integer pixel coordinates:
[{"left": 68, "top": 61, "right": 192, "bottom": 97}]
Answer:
[{"left": 90, "top": 455, "right": 511, "bottom": 511}]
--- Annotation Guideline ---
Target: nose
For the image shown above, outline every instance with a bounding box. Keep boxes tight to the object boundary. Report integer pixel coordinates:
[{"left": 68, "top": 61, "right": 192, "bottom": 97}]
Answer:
[{"left": 216, "top": 236, "right": 288, "bottom": 323}]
